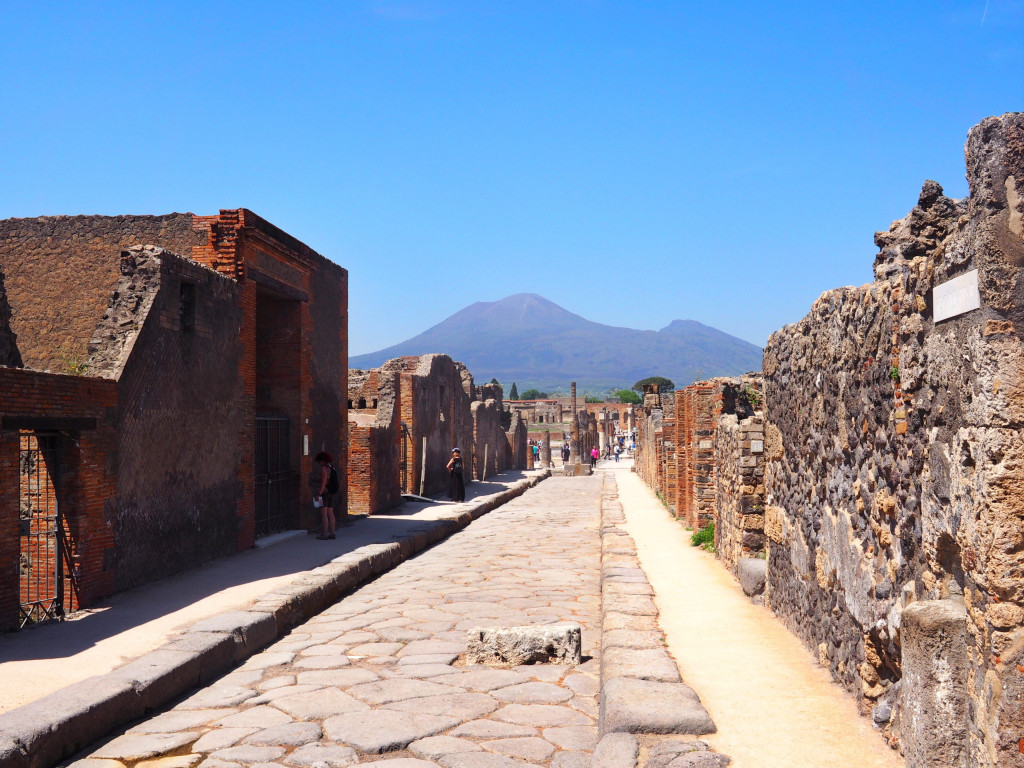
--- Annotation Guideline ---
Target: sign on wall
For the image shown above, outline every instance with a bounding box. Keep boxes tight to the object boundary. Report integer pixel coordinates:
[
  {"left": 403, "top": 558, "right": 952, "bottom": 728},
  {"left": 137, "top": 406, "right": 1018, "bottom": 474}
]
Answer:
[{"left": 933, "top": 269, "right": 981, "bottom": 323}]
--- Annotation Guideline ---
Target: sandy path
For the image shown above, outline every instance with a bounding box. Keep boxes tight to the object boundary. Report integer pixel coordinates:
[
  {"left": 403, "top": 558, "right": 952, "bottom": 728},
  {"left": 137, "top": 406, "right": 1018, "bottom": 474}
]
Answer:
[{"left": 609, "top": 462, "right": 904, "bottom": 768}]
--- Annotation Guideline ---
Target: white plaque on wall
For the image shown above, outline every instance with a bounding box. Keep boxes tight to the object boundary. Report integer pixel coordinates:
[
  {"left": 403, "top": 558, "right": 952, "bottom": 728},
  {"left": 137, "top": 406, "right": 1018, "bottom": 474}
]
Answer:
[{"left": 933, "top": 269, "right": 981, "bottom": 323}]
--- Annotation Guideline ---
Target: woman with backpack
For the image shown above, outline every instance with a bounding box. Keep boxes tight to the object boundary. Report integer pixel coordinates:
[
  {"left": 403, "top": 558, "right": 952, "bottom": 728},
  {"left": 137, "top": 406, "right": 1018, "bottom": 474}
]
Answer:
[{"left": 314, "top": 451, "right": 339, "bottom": 540}]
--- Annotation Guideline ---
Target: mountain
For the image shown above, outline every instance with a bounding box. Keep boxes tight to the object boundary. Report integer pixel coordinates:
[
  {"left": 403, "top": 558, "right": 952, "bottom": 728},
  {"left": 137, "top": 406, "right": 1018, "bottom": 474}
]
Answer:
[{"left": 349, "top": 294, "right": 763, "bottom": 394}]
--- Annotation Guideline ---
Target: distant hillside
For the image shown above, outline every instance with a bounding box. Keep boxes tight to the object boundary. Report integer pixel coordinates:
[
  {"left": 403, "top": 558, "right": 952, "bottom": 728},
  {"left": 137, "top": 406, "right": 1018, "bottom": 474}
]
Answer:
[{"left": 350, "top": 294, "right": 762, "bottom": 395}]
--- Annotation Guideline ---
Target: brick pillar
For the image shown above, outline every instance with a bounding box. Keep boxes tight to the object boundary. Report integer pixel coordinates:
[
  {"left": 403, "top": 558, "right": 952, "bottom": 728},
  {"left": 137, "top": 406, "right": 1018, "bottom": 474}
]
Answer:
[{"left": 0, "top": 431, "right": 19, "bottom": 631}]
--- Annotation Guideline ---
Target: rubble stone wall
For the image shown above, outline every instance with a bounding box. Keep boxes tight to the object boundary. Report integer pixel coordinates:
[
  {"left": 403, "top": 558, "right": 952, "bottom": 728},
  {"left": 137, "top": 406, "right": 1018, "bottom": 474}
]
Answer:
[
  {"left": 0, "top": 265, "right": 22, "bottom": 368},
  {"left": 471, "top": 399, "right": 505, "bottom": 479},
  {"left": 0, "top": 214, "right": 205, "bottom": 372},
  {"left": 347, "top": 369, "right": 402, "bottom": 516},
  {"left": 763, "top": 113, "right": 1024, "bottom": 766}
]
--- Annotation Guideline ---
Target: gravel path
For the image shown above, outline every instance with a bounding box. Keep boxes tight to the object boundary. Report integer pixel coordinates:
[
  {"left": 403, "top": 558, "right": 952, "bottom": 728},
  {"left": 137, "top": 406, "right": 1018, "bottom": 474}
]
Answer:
[{"left": 71, "top": 476, "right": 603, "bottom": 768}]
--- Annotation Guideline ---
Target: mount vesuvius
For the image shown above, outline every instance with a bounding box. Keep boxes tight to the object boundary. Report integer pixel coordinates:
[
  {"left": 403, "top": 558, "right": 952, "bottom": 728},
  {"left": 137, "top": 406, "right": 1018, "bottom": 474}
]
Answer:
[{"left": 350, "top": 294, "right": 762, "bottom": 395}]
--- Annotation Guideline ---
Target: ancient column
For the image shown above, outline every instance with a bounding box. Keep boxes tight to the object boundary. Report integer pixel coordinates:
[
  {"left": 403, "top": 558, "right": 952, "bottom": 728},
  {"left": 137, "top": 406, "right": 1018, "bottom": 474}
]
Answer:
[
  {"left": 541, "top": 431, "right": 551, "bottom": 467},
  {"left": 570, "top": 382, "right": 580, "bottom": 464}
]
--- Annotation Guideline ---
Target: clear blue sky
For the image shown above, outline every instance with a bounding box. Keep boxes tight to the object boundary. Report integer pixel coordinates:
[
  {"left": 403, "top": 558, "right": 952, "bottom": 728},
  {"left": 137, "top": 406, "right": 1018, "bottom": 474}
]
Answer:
[{"left": 1, "top": 2, "right": 1021, "bottom": 355}]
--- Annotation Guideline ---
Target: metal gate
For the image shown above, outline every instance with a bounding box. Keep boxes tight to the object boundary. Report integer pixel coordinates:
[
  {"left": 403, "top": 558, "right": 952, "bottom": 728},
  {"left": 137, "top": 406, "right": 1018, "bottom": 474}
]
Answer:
[
  {"left": 19, "top": 432, "right": 70, "bottom": 627},
  {"left": 255, "top": 415, "right": 292, "bottom": 537}
]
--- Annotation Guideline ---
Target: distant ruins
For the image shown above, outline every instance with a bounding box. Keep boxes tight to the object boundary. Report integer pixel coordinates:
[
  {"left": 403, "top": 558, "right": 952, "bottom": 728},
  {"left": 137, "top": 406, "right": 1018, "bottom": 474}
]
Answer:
[
  {"left": 348, "top": 354, "right": 528, "bottom": 516},
  {"left": 0, "top": 211, "right": 348, "bottom": 630},
  {"left": 637, "top": 112, "right": 1024, "bottom": 768}
]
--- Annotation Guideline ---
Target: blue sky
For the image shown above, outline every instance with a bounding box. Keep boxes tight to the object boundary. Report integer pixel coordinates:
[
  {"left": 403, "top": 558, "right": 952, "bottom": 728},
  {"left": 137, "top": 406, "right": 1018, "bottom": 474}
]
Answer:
[{"left": 1, "top": 1, "right": 1021, "bottom": 355}]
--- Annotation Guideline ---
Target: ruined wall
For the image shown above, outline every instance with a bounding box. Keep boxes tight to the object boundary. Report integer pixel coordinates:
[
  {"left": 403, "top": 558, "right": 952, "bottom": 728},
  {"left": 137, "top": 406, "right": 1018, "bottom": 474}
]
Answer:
[
  {"left": 0, "top": 214, "right": 205, "bottom": 372},
  {"left": 715, "top": 413, "right": 767, "bottom": 571},
  {"left": 506, "top": 410, "right": 529, "bottom": 469},
  {"left": 93, "top": 247, "right": 246, "bottom": 590},
  {"left": 347, "top": 369, "right": 402, "bottom": 516},
  {"left": 391, "top": 355, "right": 475, "bottom": 497},
  {"left": 634, "top": 390, "right": 674, "bottom": 500},
  {"left": 0, "top": 265, "right": 22, "bottom": 368},
  {"left": 471, "top": 399, "right": 505, "bottom": 479},
  {"left": 0, "top": 368, "right": 118, "bottom": 630},
  {"left": 763, "top": 114, "right": 1024, "bottom": 766}
]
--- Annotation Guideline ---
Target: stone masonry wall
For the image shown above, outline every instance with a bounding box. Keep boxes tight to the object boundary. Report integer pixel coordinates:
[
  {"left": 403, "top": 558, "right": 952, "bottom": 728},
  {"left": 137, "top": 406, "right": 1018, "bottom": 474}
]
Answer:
[
  {"left": 715, "top": 413, "right": 767, "bottom": 572},
  {"left": 0, "top": 214, "right": 205, "bottom": 372},
  {"left": 0, "top": 265, "right": 22, "bottom": 368},
  {"left": 763, "top": 113, "right": 1024, "bottom": 767},
  {"left": 347, "top": 369, "right": 402, "bottom": 516},
  {"left": 99, "top": 247, "right": 246, "bottom": 591}
]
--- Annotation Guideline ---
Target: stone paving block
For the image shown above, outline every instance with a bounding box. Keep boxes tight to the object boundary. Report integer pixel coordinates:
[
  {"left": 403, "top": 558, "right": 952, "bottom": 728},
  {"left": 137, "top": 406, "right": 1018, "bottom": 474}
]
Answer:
[
  {"left": 237, "top": 652, "right": 297, "bottom": 671},
  {"left": 564, "top": 673, "right": 600, "bottom": 698},
  {"left": 542, "top": 725, "right": 599, "bottom": 750},
  {"left": 191, "top": 728, "right": 259, "bottom": 753},
  {"left": 492, "top": 682, "right": 574, "bottom": 704},
  {"left": 381, "top": 692, "right": 500, "bottom": 720},
  {"left": 492, "top": 704, "right": 593, "bottom": 728},
  {"left": 90, "top": 732, "right": 201, "bottom": 761},
  {"left": 271, "top": 688, "right": 369, "bottom": 719},
  {"left": 208, "top": 745, "right": 286, "bottom": 763},
  {"left": 241, "top": 722, "right": 322, "bottom": 746},
  {"left": 467, "top": 624, "right": 582, "bottom": 667},
  {"left": 389, "top": 662, "right": 461, "bottom": 678},
  {"left": 291, "top": 654, "right": 353, "bottom": 669},
  {"left": 347, "top": 678, "right": 465, "bottom": 705},
  {"left": 283, "top": 742, "right": 359, "bottom": 767},
  {"left": 645, "top": 739, "right": 712, "bottom": 768},
  {"left": 601, "top": 647, "right": 681, "bottom": 683},
  {"left": 552, "top": 750, "right": 591, "bottom": 768},
  {"left": 247, "top": 684, "right": 322, "bottom": 705},
  {"left": 399, "top": 639, "right": 466, "bottom": 657},
  {"left": 295, "top": 668, "right": 380, "bottom": 687},
  {"left": 598, "top": 679, "right": 713, "bottom": 736},
  {"left": 602, "top": 581, "right": 654, "bottom": 597},
  {"left": 177, "top": 685, "right": 258, "bottom": 709},
  {"left": 601, "top": 612, "right": 659, "bottom": 632},
  {"left": 590, "top": 732, "right": 638, "bottom": 768},
  {"left": 66, "top": 760, "right": 125, "bottom": 768},
  {"left": 438, "top": 754, "right": 536, "bottom": 768},
  {"left": 449, "top": 720, "right": 538, "bottom": 738},
  {"left": 127, "top": 709, "right": 233, "bottom": 734},
  {"left": 135, "top": 755, "right": 203, "bottom": 768},
  {"left": 601, "top": 594, "right": 658, "bottom": 617},
  {"left": 372, "top": 761, "right": 445, "bottom": 768},
  {"left": 481, "top": 736, "right": 556, "bottom": 762},
  {"left": 213, "top": 706, "right": 293, "bottom": 729},
  {"left": 409, "top": 735, "right": 484, "bottom": 759},
  {"left": 600, "top": 629, "right": 665, "bottom": 650},
  {"left": 322, "top": 710, "right": 460, "bottom": 753}
]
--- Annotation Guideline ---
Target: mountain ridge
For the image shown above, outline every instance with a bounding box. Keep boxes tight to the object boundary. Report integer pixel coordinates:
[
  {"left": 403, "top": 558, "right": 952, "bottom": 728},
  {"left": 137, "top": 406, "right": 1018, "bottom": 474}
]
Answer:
[{"left": 351, "top": 294, "right": 763, "bottom": 394}]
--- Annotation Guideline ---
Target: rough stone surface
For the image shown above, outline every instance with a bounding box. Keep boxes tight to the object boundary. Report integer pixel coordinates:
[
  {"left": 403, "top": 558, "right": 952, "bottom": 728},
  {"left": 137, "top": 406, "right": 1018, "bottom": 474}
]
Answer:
[
  {"left": 466, "top": 624, "right": 582, "bottom": 667},
  {"left": 598, "top": 679, "right": 713, "bottom": 736},
  {"left": 735, "top": 559, "right": 766, "bottom": 597},
  {"left": 590, "top": 733, "right": 638, "bottom": 768}
]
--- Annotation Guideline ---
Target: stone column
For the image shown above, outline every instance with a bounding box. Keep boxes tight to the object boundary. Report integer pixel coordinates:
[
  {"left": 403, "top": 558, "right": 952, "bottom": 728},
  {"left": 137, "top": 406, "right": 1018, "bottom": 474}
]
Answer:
[
  {"left": 570, "top": 382, "right": 580, "bottom": 464},
  {"left": 899, "top": 598, "right": 968, "bottom": 768},
  {"left": 541, "top": 431, "right": 551, "bottom": 467}
]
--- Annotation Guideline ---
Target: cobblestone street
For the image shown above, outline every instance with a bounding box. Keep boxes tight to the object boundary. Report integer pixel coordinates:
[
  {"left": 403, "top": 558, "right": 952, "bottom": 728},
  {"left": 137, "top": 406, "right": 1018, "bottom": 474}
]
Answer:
[{"left": 74, "top": 477, "right": 604, "bottom": 768}]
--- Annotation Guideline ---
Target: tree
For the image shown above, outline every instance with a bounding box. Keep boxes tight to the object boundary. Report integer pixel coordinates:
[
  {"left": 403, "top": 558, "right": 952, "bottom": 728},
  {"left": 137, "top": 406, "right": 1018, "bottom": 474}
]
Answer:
[
  {"left": 509, "top": 382, "right": 519, "bottom": 400},
  {"left": 632, "top": 376, "right": 675, "bottom": 393},
  {"left": 584, "top": 395, "right": 602, "bottom": 403},
  {"left": 520, "top": 388, "right": 548, "bottom": 400},
  {"left": 614, "top": 389, "right": 642, "bottom": 405},
  {"left": 490, "top": 377, "right": 500, "bottom": 386}
]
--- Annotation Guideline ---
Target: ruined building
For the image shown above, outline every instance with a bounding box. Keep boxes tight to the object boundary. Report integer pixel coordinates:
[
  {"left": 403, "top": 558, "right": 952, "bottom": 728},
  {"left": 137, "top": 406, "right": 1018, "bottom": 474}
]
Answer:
[
  {"left": 635, "top": 113, "right": 1024, "bottom": 768},
  {"left": 348, "top": 354, "right": 527, "bottom": 516},
  {"left": 0, "top": 211, "right": 348, "bottom": 631}
]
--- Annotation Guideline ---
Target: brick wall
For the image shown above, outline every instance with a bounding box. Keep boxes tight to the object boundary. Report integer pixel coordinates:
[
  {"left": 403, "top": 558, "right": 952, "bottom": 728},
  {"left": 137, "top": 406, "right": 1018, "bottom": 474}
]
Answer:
[
  {"left": 347, "top": 370, "right": 402, "bottom": 516},
  {"left": 102, "top": 247, "right": 246, "bottom": 591},
  {"left": 0, "top": 368, "right": 118, "bottom": 631},
  {"left": 0, "top": 214, "right": 204, "bottom": 372},
  {"left": 470, "top": 399, "right": 504, "bottom": 479}
]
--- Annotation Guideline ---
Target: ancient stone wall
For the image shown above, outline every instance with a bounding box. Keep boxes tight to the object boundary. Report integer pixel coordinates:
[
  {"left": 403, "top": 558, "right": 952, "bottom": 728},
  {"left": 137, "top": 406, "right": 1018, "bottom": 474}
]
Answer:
[
  {"left": 97, "top": 247, "right": 246, "bottom": 591},
  {"left": 763, "top": 113, "right": 1024, "bottom": 766},
  {"left": 347, "top": 369, "right": 402, "bottom": 516},
  {"left": 0, "top": 214, "right": 205, "bottom": 372},
  {"left": 0, "top": 265, "right": 22, "bottom": 368},
  {"left": 506, "top": 410, "right": 528, "bottom": 469},
  {"left": 471, "top": 399, "right": 505, "bottom": 479},
  {"left": 714, "top": 413, "right": 767, "bottom": 571}
]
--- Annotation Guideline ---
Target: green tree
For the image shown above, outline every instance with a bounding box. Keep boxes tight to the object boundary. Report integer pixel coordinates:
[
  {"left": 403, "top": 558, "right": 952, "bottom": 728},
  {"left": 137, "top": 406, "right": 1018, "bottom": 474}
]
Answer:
[
  {"left": 632, "top": 376, "right": 675, "bottom": 393},
  {"left": 584, "top": 395, "right": 602, "bottom": 403},
  {"left": 520, "top": 388, "right": 548, "bottom": 400},
  {"left": 614, "top": 389, "right": 642, "bottom": 405},
  {"left": 509, "top": 382, "right": 519, "bottom": 400}
]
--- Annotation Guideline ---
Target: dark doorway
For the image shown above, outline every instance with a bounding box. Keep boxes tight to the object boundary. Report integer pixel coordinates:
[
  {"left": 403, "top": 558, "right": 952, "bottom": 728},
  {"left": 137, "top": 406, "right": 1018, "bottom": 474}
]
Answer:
[{"left": 255, "top": 413, "right": 292, "bottom": 537}]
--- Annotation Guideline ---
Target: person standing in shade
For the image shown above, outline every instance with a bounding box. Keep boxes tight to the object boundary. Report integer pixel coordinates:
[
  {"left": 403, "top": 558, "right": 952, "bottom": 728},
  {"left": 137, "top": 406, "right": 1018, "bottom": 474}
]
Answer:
[
  {"left": 314, "top": 451, "right": 338, "bottom": 540},
  {"left": 447, "top": 447, "right": 466, "bottom": 502},
  {"left": 561, "top": 442, "right": 570, "bottom": 465}
]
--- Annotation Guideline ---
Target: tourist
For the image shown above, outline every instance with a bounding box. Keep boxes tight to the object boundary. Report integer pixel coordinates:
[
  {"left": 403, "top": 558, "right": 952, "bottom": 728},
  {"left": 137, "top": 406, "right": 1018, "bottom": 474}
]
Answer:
[
  {"left": 314, "top": 451, "right": 338, "bottom": 540},
  {"left": 561, "top": 442, "right": 570, "bottom": 464},
  {"left": 447, "top": 447, "right": 466, "bottom": 502},
  {"left": 614, "top": 444, "right": 621, "bottom": 462},
  {"left": 590, "top": 446, "right": 599, "bottom": 468}
]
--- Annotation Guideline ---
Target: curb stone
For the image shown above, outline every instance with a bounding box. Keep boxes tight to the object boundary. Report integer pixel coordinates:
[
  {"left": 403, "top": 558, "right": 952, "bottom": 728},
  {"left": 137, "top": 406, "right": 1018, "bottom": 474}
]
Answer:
[
  {"left": 594, "top": 473, "right": 729, "bottom": 768},
  {"left": 0, "top": 472, "right": 548, "bottom": 768}
]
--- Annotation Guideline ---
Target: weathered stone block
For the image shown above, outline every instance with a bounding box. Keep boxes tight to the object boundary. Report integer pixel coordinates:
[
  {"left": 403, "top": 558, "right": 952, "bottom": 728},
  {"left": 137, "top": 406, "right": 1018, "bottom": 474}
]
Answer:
[
  {"left": 736, "top": 559, "right": 766, "bottom": 597},
  {"left": 598, "top": 678, "right": 714, "bottom": 736},
  {"left": 466, "top": 623, "right": 581, "bottom": 666},
  {"left": 899, "top": 598, "right": 968, "bottom": 768}
]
